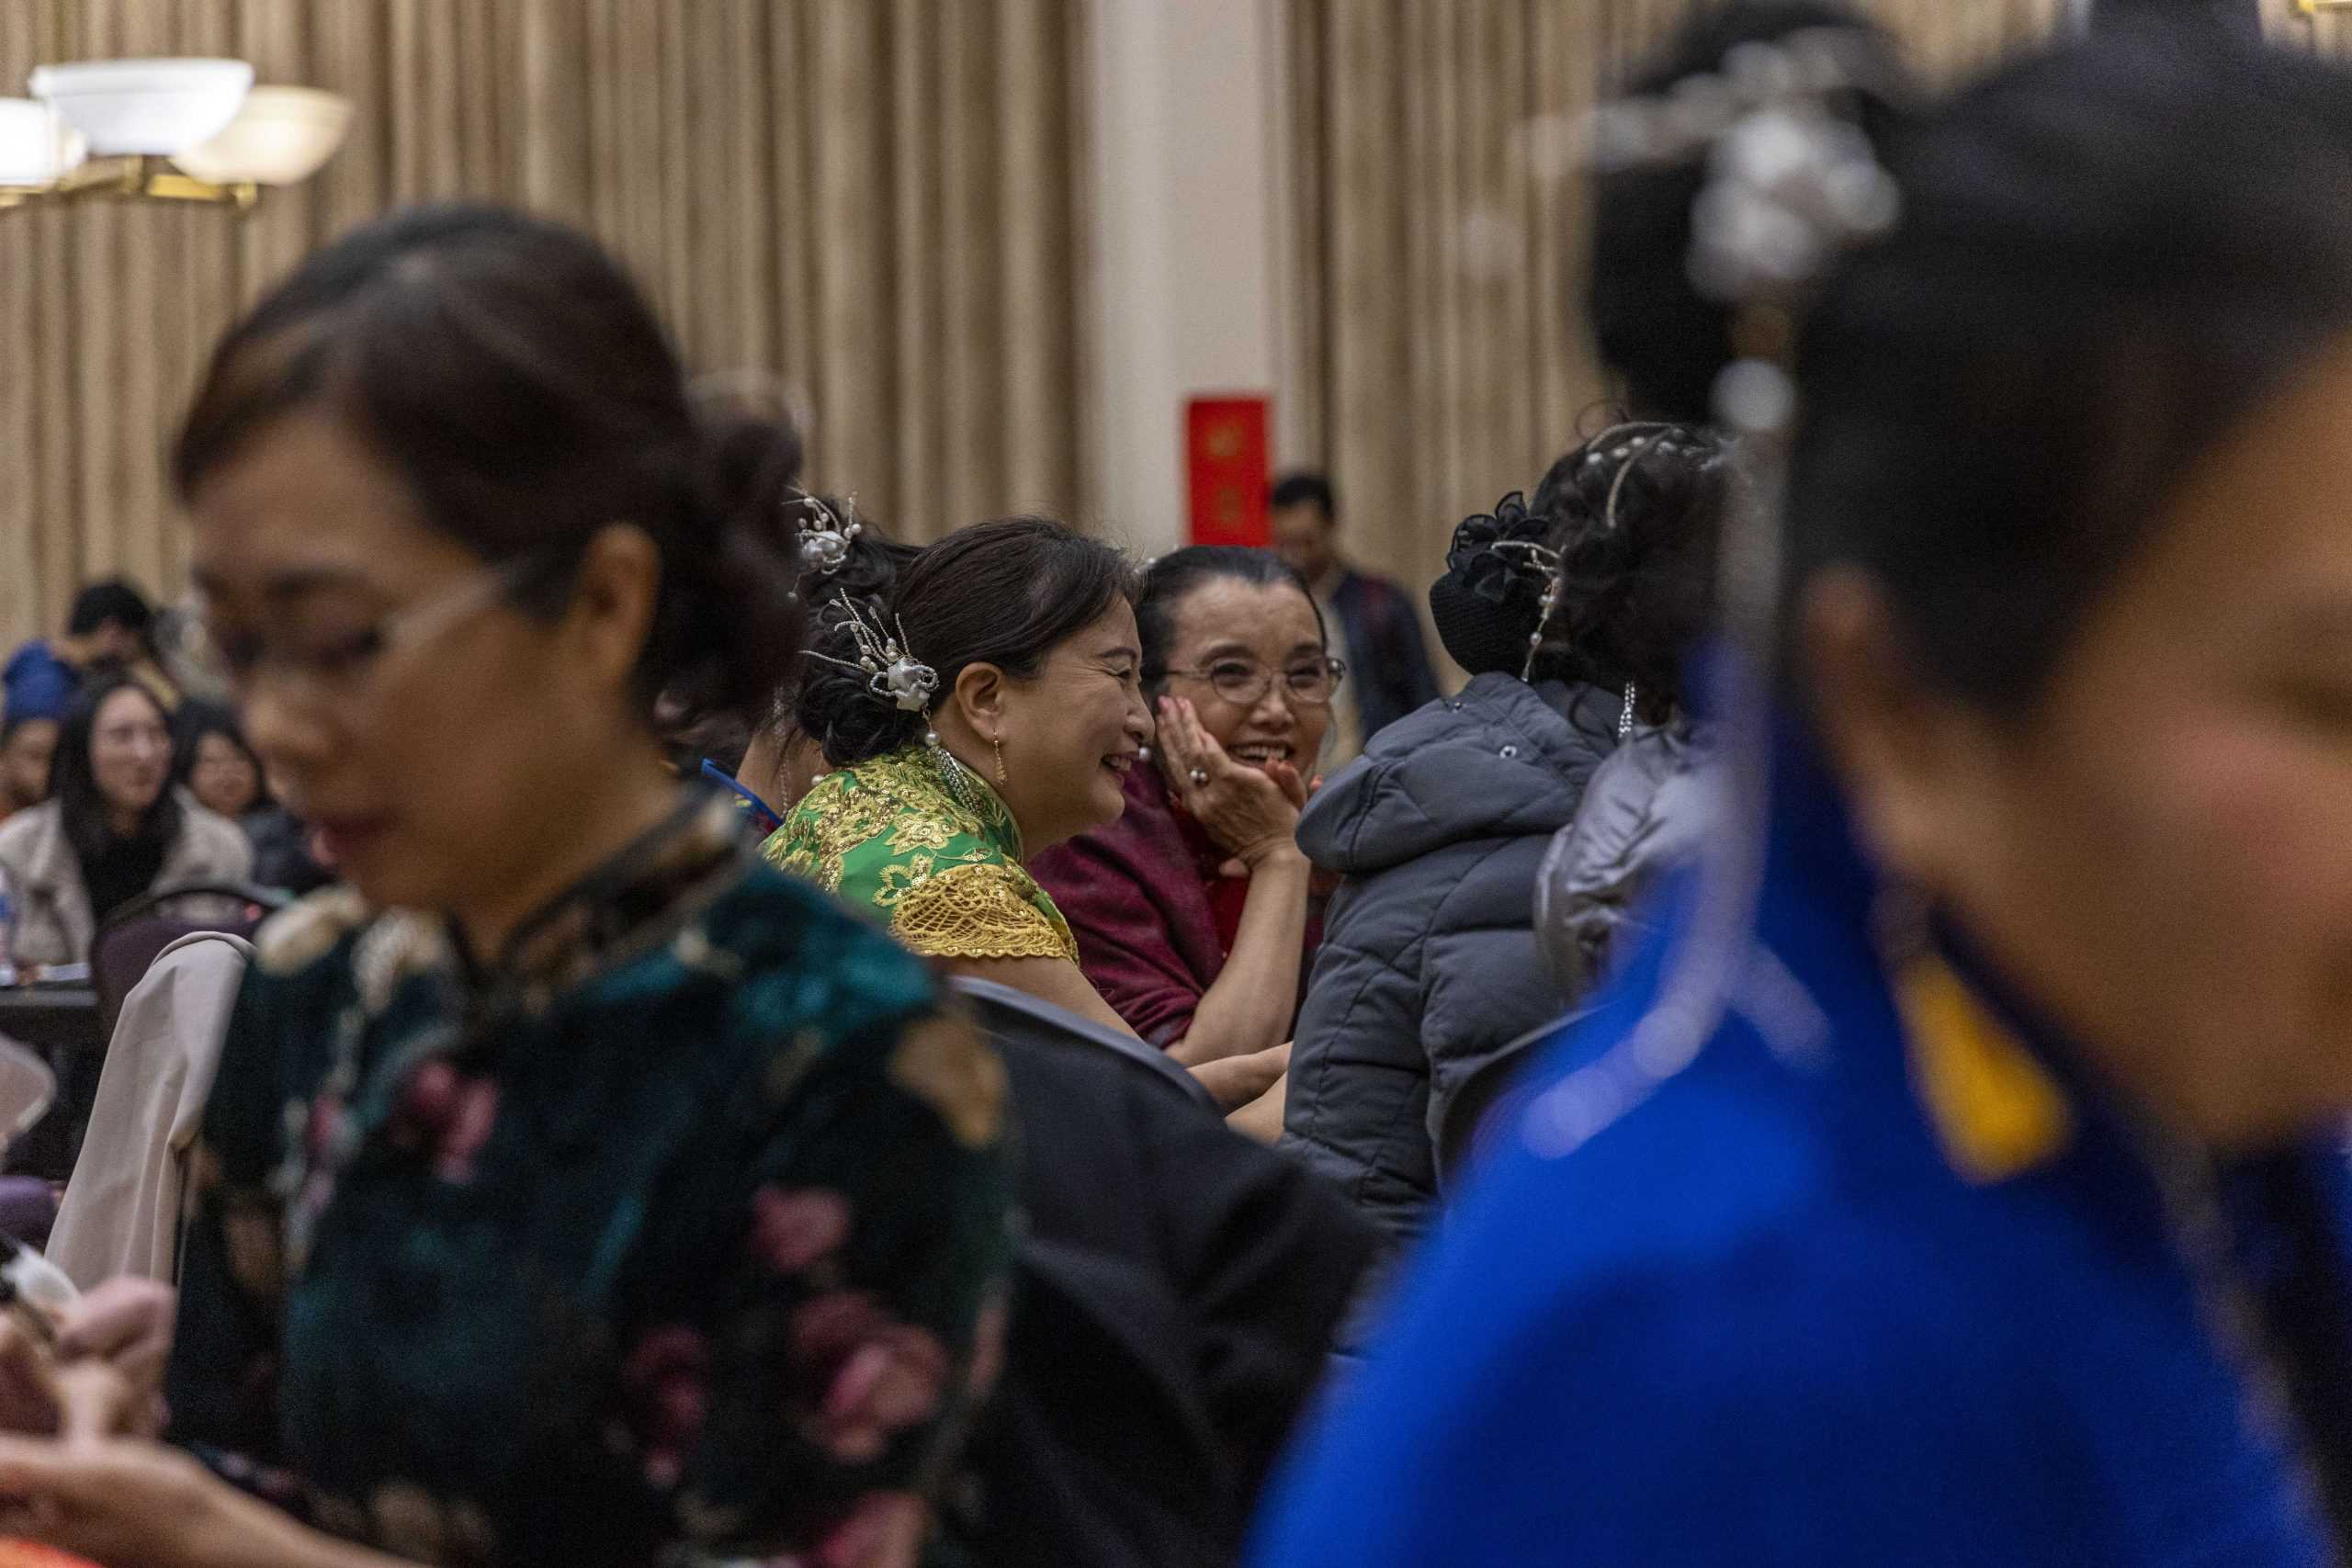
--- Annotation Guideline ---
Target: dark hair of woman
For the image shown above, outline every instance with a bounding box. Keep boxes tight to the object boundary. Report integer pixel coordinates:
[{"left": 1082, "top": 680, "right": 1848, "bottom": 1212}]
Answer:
[
  {"left": 1518, "top": 425, "right": 1728, "bottom": 721},
  {"left": 172, "top": 699, "right": 272, "bottom": 811},
  {"left": 1598, "top": 14, "right": 2352, "bottom": 712},
  {"left": 1135, "top": 546, "right": 1326, "bottom": 691},
  {"left": 796, "top": 516, "right": 1135, "bottom": 766},
  {"left": 1588, "top": 0, "right": 1906, "bottom": 427},
  {"left": 52, "top": 675, "right": 179, "bottom": 863},
  {"left": 768, "top": 503, "right": 921, "bottom": 736},
  {"left": 168, "top": 202, "right": 805, "bottom": 719}
]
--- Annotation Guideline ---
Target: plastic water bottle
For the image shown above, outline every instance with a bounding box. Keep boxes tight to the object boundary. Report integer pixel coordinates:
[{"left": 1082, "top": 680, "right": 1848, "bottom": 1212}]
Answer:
[{"left": 0, "top": 866, "right": 16, "bottom": 988}]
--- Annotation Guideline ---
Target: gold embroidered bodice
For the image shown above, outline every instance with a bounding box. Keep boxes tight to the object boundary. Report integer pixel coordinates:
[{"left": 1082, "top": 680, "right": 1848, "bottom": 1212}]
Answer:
[{"left": 763, "top": 744, "right": 1079, "bottom": 964}]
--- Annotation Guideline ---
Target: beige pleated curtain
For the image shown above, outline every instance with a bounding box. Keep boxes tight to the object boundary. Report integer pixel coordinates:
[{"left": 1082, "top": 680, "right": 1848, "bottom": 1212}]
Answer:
[
  {"left": 0, "top": 1, "right": 1091, "bottom": 654},
  {"left": 1277, "top": 0, "right": 2092, "bottom": 603}
]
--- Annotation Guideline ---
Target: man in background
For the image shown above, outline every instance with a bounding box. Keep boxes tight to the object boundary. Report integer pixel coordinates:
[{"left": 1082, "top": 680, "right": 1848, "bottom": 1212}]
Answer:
[
  {"left": 1271, "top": 471, "right": 1441, "bottom": 770},
  {"left": 2, "top": 579, "right": 159, "bottom": 725}
]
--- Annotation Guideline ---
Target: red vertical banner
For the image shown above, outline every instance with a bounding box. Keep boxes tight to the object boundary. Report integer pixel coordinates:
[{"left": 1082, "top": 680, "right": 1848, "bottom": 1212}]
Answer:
[{"left": 1185, "top": 396, "right": 1272, "bottom": 547}]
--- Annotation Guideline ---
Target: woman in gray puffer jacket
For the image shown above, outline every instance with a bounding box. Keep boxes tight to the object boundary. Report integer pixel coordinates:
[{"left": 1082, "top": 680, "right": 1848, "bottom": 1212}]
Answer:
[
  {"left": 1283, "top": 424, "right": 1725, "bottom": 1251},
  {"left": 1532, "top": 719, "right": 1713, "bottom": 1000}
]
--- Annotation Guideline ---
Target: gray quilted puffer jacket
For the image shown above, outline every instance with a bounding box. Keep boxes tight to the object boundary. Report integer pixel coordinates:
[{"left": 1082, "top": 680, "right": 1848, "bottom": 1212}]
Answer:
[
  {"left": 1532, "top": 722, "right": 1713, "bottom": 1002},
  {"left": 1282, "top": 673, "right": 1621, "bottom": 1251}
]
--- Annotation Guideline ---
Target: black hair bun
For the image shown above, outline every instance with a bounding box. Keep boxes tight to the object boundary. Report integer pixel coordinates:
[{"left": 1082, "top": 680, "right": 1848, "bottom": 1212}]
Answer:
[
  {"left": 791, "top": 528, "right": 927, "bottom": 767},
  {"left": 1429, "top": 492, "right": 1555, "bottom": 678}
]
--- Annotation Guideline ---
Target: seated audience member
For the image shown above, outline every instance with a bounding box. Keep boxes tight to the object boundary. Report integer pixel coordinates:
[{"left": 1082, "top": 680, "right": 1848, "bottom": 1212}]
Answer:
[
  {"left": 172, "top": 702, "right": 335, "bottom": 897},
  {"left": 1, "top": 580, "right": 156, "bottom": 727},
  {"left": 0, "top": 204, "right": 1012, "bottom": 1568},
  {"left": 950, "top": 975, "right": 1377, "bottom": 1567},
  {"left": 1532, "top": 427, "right": 1728, "bottom": 1001},
  {"left": 1281, "top": 437, "right": 1719, "bottom": 1253},
  {"left": 0, "top": 675, "right": 249, "bottom": 968},
  {"left": 768, "top": 521, "right": 1287, "bottom": 1114},
  {"left": 1032, "top": 547, "right": 1330, "bottom": 1066},
  {"left": 172, "top": 701, "right": 268, "bottom": 824},
  {"left": 0, "top": 713, "right": 59, "bottom": 825},
  {"left": 1270, "top": 471, "right": 1441, "bottom": 770}
]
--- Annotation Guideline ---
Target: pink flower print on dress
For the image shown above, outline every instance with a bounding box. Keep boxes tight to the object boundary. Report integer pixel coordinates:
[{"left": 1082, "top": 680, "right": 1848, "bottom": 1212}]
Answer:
[
  {"left": 390, "top": 1059, "right": 501, "bottom": 1183},
  {"left": 811, "top": 1489, "right": 925, "bottom": 1568},
  {"left": 749, "top": 1187, "right": 852, "bottom": 1274},
  {"left": 620, "top": 1325, "right": 712, "bottom": 1490},
  {"left": 788, "top": 1292, "right": 952, "bottom": 1464}
]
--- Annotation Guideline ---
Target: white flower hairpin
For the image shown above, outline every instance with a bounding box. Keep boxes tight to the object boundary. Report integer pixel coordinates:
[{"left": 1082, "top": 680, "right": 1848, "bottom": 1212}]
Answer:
[
  {"left": 806, "top": 594, "right": 937, "bottom": 713},
  {"left": 789, "top": 491, "right": 863, "bottom": 577}
]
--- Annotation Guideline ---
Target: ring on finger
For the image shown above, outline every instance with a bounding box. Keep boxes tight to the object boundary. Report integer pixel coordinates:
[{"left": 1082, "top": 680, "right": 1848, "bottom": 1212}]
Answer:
[{"left": 1189, "top": 768, "right": 1209, "bottom": 786}]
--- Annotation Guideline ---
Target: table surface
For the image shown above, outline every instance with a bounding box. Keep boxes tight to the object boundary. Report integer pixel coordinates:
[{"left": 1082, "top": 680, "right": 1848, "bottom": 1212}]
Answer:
[
  {"left": 0, "top": 986, "right": 96, "bottom": 1010},
  {"left": 0, "top": 987, "right": 102, "bottom": 1180}
]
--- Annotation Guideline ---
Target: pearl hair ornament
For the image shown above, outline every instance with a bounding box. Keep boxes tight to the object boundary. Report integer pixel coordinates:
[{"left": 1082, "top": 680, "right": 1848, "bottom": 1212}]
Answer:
[
  {"left": 789, "top": 491, "right": 864, "bottom": 578},
  {"left": 804, "top": 593, "right": 938, "bottom": 714}
]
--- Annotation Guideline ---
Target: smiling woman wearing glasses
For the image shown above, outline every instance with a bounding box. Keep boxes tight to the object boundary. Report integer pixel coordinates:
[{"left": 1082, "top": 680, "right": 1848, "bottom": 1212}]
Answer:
[
  {"left": 1030, "top": 546, "right": 1340, "bottom": 1132},
  {"left": 0, "top": 674, "right": 252, "bottom": 969},
  {"left": 0, "top": 206, "right": 1013, "bottom": 1568}
]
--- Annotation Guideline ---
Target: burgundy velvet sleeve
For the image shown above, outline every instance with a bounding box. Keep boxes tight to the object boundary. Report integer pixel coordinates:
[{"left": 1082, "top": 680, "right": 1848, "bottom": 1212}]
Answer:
[{"left": 1030, "top": 826, "right": 1214, "bottom": 1051}]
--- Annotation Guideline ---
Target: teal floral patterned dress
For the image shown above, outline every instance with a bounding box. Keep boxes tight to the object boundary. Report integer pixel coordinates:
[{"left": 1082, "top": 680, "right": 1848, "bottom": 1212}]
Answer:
[{"left": 164, "top": 792, "right": 1015, "bottom": 1568}]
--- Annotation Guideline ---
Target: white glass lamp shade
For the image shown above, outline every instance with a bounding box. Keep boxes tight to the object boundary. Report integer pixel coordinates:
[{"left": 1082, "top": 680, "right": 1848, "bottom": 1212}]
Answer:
[
  {"left": 28, "top": 58, "right": 253, "bottom": 157},
  {"left": 172, "top": 85, "right": 351, "bottom": 186},
  {"left": 0, "top": 97, "right": 86, "bottom": 186}
]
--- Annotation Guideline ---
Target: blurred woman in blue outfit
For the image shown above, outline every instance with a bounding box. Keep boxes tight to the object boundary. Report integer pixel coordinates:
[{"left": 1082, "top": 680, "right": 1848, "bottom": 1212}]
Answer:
[{"left": 1254, "top": 9, "right": 2352, "bottom": 1566}]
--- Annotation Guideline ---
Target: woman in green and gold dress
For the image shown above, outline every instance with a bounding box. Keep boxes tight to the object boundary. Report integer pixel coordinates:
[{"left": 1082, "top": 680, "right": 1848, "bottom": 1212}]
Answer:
[
  {"left": 766, "top": 521, "right": 1287, "bottom": 1114},
  {"left": 0, "top": 207, "right": 1012, "bottom": 1568}
]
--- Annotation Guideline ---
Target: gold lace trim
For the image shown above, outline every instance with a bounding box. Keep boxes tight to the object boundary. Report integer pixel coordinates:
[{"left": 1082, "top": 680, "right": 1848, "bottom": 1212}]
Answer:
[{"left": 888, "top": 862, "right": 1077, "bottom": 963}]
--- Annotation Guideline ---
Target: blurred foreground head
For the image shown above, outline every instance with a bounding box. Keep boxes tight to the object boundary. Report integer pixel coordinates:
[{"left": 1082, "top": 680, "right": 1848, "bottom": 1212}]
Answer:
[{"left": 1599, "top": 7, "right": 2352, "bottom": 1145}]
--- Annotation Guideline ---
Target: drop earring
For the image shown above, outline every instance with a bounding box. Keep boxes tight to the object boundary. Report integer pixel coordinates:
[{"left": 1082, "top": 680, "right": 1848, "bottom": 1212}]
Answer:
[
  {"left": 926, "top": 725, "right": 980, "bottom": 815},
  {"left": 992, "top": 732, "right": 1008, "bottom": 785}
]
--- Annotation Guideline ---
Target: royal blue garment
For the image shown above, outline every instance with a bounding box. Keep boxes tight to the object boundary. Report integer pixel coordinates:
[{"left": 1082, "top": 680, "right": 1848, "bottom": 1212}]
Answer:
[
  {"left": 1, "top": 640, "right": 78, "bottom": 725},
  {"left": 1249, "top": 726, "right": 2349, "bottom": 1568},
  {"left": 700, "top": 757, "right": 782, "bottom": 837}
]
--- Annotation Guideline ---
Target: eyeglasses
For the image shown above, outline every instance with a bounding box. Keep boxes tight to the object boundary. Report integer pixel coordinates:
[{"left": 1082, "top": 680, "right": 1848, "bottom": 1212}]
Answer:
[
  {"left": 93, "top": 720, "right": 170, "bottom": 753},
  {"left": 187, "top": 554, "right": 545, "bottom": 711},
  {"left": 1156, "top": 655, "right": 1347, "bottom": 709}
]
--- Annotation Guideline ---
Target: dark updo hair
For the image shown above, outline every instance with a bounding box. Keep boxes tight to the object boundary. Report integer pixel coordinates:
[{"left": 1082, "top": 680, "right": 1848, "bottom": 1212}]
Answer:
[
  {"left": 1589, "top": 1, "right": 1908, "bottom": 426},
  {"left": 1135, "top": 547, "right": 1326, "bottom": 693},
  {"left": 1521, "top": 423, "right": 1729, "bottom": 716},
  {"left": 170, "top": 202, "right": 805, "bottom": 720},
  {"left": 1600, "top": 14, "right": 2352, "bottom": 712},
  {"left": 53, "top": 675, "right": 179, "bottom": 863},
  {"left": 797, "top": 517, "right": 1135, "bottom": 767},
  {"left": 1429, "top": 493, "right": 1555, "bottom": 679},
  {"left": 172, "top": 699, "right": 271, "bottom": 813},
  {"left": 757, "top": 503, "right": 921, "bottom": 748},
  {"left": 1778, "top": 23, "right": 2352, "bottom": 707}
]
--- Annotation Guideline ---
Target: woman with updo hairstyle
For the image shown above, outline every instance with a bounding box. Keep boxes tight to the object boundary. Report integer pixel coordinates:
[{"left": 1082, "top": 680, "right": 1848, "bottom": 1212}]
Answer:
[
  {"left": 1281, "top": 422, "right": 1724, "bottom": 1255},
  {"left": 1260, "top": 9, "right": 2352, "bottom": 1566},
  {"left": 737, "top": 508, "right": 918, "bottom": 823},
  {"left": 0, "top": 205, "right": 1012, "bottom": 1568},
  {"left": 770, "top": 522, "right": 1289, "bottom": 1116},
  {"left": 1528, "top": 421, "right": 1730, "bottom": 998}
]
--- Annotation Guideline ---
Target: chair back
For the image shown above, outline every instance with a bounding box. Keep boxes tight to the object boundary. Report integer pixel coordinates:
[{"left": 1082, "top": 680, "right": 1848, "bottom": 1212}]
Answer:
[
  {"left": 0, "top": 1041, "right": 54, "bottom": 1157},
  {"left": 949, "top": 976, "right": 1214, "bottom": 1111},
  {"left": 92, "top": 882, "right": 287, "bottom": 1043}
]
